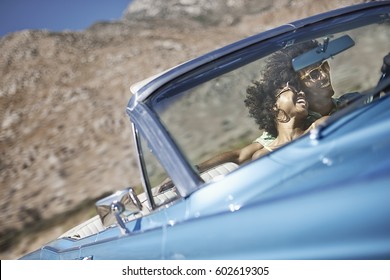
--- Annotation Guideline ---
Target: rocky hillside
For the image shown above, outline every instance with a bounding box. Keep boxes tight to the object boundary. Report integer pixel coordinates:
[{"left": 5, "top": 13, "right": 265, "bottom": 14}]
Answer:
[{"left": 0, "top": 0, "right": 361, "bottom": 259}]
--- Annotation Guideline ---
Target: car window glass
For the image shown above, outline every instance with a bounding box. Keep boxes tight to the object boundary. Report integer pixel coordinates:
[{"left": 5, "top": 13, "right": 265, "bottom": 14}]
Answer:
[
  {"left": 151, "top": 21, "right": 390, "bottom": 182},
  {"left": 139, "top": 133, "right": 180, "bottom": 208},
  {"left": 328, "top": 24, "right": 389, "bottom": 96},
  {"left": 155, "top": 59, "right": 265, "bottom": 166}
]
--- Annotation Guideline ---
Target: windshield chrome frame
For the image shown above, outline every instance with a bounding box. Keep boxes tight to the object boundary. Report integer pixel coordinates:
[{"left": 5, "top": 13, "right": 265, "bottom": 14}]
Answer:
[{"left": 127, "top": 103, "right": 202, "bottom": 199}]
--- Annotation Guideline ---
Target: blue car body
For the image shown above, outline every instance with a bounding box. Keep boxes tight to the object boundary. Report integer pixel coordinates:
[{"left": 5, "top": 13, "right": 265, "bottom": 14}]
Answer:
[{"left": 21, "top": 1, "right": 390, "bottom": 260}]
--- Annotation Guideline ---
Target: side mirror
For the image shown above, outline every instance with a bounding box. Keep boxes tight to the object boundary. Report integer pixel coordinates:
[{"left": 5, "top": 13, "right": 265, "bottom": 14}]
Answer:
[{"left": 95, "top": 187, "right": 143, "bottom": 234}]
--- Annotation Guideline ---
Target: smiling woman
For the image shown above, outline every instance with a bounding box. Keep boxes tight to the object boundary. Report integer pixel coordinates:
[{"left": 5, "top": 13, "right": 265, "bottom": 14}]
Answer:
[
  {"left": 0, "top": 0, "right": 131, "bottom": 37},
  {"left": 248, "top": 82, "right": 318, "bottom": 159}
]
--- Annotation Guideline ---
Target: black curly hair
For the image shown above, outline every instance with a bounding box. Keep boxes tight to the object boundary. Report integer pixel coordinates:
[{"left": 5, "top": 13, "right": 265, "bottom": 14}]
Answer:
[{"left": 244, "top": 40, "right": 319, "bottom": 137}]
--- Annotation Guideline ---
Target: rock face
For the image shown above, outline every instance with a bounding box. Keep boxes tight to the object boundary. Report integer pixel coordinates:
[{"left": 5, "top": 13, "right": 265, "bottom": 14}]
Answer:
[
  {"left": 123, "top": 0, "right": 274, "bottom": 26},
  {"left": 0, "top": 0, "right": 360, "bottom": 259}
]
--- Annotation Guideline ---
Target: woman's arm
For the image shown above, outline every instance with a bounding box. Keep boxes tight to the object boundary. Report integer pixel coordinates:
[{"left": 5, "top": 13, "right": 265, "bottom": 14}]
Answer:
[{"left": 196, "top": 142, "right": 263, "bottom": 172}]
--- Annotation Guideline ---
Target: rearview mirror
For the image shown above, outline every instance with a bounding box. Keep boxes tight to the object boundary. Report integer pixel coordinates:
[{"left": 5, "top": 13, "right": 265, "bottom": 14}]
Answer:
[{"left": 292, "top": 35, "right": 355, "bottom": 71}]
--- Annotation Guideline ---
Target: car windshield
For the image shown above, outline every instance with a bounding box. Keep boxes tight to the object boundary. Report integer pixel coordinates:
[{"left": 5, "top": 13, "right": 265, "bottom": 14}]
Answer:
[{"left": 146, "top": 17, "right": 389, "bottom": 184}]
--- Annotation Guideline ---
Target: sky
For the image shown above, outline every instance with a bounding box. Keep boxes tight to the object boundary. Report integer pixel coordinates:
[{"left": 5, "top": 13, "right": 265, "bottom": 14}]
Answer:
[{"left": 0, "top": 0, "right": 132, "bottom": 37}]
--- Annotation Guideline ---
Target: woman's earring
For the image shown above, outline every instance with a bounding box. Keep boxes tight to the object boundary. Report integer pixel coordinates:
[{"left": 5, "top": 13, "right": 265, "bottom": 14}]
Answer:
[{"left": 277, "top": 109, "right": 290, "bottom": 123}]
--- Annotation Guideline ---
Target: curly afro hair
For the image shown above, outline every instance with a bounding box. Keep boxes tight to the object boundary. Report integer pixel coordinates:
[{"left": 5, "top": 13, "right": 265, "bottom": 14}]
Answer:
[{"left": 244, "top": 40, "right": 319, "bottom": 137}]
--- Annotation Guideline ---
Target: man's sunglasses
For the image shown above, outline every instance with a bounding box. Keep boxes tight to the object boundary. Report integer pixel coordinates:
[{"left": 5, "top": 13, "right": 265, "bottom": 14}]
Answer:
[{"left": 300, "top": 61, "right": 330, "bottom": 81}]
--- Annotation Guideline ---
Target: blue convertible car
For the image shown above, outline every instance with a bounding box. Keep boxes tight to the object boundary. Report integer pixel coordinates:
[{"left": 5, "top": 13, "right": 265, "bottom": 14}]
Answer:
[{"left": 21, "top": 1, "right": 390, "bottom": 259}]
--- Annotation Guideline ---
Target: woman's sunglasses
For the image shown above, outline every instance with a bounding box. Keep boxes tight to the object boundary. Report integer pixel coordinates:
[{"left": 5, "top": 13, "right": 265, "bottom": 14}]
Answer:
[
  {"left": 275, "top": 82, "right": 300, "bottom": 99},
  {"left": 300, "top": 61, "right": 330, "bottom": 81}
]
